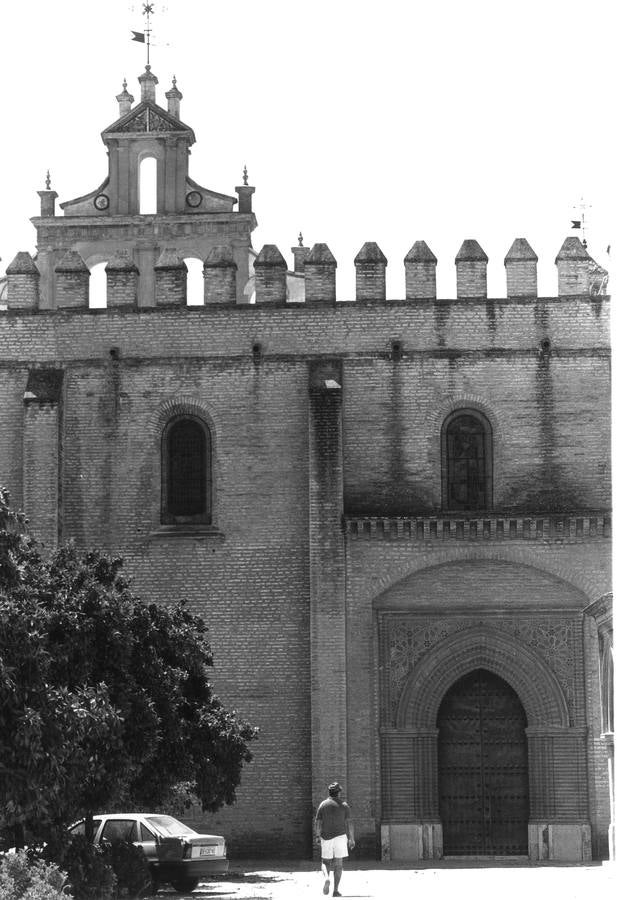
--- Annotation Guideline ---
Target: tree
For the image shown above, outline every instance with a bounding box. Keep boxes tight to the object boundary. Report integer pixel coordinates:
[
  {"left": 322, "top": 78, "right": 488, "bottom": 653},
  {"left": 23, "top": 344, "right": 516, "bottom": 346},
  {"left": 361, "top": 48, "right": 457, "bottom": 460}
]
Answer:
[{"left": 0, "top": 487, "right": 257, "bottom": 848}]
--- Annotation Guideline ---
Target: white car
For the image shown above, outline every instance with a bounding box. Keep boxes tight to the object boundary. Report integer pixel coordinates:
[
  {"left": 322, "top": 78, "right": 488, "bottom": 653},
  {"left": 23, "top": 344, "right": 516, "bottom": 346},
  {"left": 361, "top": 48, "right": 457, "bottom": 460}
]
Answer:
[{"left": 69, "top": 813, "right": 228, "bottom": 893}]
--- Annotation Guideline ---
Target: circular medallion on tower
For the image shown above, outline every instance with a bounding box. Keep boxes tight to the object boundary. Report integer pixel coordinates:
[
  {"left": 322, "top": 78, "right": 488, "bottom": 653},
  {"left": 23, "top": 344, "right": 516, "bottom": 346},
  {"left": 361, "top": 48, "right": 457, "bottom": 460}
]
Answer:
[
  {"left": 186, "top": 190, "right": 202, "bottom": 208},
  {"left": 94, "top": 193, "right": 110, "bottom": 211}
]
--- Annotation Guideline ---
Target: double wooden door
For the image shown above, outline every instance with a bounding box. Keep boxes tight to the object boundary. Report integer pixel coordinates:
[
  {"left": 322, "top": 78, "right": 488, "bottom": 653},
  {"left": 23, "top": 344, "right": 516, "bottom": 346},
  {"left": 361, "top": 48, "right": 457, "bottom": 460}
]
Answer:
[{"left": 437, "top": 668, "right": 529, "bottom": 855}]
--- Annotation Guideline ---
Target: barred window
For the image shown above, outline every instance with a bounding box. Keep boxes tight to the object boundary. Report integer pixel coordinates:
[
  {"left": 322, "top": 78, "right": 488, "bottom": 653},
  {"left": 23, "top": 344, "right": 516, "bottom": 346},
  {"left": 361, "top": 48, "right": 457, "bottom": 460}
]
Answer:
[
  {"left": 442, "top": 410, "right": 492, "bottom": 511},
  {"left": 162, "top": 416, "right": 211, "bottom": 524}
]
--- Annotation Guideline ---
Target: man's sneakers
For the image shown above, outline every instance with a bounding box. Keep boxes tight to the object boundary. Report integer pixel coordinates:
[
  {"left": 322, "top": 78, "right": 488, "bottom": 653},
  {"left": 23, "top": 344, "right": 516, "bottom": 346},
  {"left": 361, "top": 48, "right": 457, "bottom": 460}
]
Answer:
[{"left": 322, "top": 877, "right": 330, "bottom": 895}]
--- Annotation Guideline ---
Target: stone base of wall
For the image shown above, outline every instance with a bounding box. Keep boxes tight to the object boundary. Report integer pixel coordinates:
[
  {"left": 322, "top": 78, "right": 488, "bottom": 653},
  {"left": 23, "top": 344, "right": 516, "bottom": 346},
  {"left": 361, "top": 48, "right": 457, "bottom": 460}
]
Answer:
[
  {"left": 528, "top": 822, "right": 592, "bottom": 862},
  {"left": 381, "top": 823, "right": 443, "bottom": 861},
  {"left": 382, "top": 821, "right": 592, "bottom": 862}
]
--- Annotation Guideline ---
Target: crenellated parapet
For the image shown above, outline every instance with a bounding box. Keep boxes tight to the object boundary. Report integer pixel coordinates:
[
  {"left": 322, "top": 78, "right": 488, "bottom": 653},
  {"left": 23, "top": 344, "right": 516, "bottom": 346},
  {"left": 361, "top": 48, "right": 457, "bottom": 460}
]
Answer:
[
  {"left": 254, "top": 245, "right": 288, "bottom": 304},
  {"left": 5, "top": 252, "right": 40, "bottom": 310},
  {"left": 3, "top": 236, "right": 608, "bottom": 311},
  {"left": 203, "top": 246, "right": 237, "bottom": 305},
  {"left": 455, "top": 239, "right": 489, "bottom": 298},
  {"left": 305, "top": 243, "right": 337, "bottom": 306},
  {"left": 106, "top": 251, "right": 140, "bottom": 308},
  {"left": 556, "top": 237, "right": 591, "bottom": 295},
  {"left": 405, "top": 241, "right": 437, "bottom": 300},
  {"left": 55, "top": 250, "right": 90, "bottom": 309},
  {"left": 154, "top": 248, "right": 187, "bottom": 306},
  {"left": 504, "top": 238, "right": 538, "bottom": 298},
  {"left": 355, "top": 242, "right": 387, "bottom": 302}
]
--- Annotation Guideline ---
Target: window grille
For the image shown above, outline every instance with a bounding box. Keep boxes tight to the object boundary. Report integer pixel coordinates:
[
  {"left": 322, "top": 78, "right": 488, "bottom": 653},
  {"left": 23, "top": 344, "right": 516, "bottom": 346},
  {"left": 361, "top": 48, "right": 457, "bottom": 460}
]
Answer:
[{"left": 443, "top": 411, "right": 491, "bottom": 511}]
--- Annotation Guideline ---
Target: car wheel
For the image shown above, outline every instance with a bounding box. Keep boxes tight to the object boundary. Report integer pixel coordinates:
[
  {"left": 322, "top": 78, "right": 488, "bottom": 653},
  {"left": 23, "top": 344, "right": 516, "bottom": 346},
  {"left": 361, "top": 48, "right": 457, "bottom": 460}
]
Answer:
[
  {"left": 170, "top": 877, "right": 199, "bottom": 893},
  {"left": 138, "top": 868, "right": 158, "bottom": 897}
]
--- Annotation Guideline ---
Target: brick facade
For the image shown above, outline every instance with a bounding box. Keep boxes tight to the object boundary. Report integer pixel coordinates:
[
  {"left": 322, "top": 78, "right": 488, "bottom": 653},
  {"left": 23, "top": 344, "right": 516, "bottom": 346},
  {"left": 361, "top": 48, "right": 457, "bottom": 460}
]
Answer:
[{"left": 0, "top": 66, "right": 611, "bottom": 862}]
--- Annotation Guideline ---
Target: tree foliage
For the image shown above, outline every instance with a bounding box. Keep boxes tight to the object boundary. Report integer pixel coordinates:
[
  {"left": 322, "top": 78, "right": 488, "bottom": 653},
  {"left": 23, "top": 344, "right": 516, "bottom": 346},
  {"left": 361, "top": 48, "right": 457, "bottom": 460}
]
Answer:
[
  {"left": 0, "top": 487, "right": 257, "bottom": 848},
  {"left": 0, "top": 850, "right": 68, "bottom": 900}
]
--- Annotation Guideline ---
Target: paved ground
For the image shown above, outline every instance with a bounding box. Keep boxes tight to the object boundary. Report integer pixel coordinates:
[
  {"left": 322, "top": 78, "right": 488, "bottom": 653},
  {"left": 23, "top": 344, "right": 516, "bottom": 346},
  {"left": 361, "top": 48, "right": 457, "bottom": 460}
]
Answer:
[{"left": 159, "top": 859, "right": 615, "bottom": 900}]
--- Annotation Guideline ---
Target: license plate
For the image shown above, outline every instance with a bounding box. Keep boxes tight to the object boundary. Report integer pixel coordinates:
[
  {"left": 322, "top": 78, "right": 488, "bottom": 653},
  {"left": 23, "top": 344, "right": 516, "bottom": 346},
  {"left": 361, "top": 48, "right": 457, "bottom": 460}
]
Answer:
[{"left": 198, "top": 846, "right": 216, "bottom": 857}]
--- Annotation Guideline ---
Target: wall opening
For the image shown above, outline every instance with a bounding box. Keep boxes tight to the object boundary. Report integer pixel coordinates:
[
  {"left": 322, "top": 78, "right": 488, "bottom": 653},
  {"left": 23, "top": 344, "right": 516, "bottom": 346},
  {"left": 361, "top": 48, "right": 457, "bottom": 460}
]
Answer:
[
  {"left": 139, "top": 157, "right": 157, "bottom": 214},
  {"left": 89, "top": 262, "right": 107, "bottom": 309},
  {"left": 185, "top": 257, "right": 204, "bottom": 305}
]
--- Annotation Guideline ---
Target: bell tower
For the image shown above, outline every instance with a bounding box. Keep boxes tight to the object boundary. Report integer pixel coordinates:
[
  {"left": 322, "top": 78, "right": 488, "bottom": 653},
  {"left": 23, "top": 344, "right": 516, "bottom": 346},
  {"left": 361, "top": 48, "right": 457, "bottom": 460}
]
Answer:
[
  {"left": 31, "top": 60, "right": 256, "bottom": 307},
  {"left": 83, "top": 66, "right": 195, "bottom": 217}
]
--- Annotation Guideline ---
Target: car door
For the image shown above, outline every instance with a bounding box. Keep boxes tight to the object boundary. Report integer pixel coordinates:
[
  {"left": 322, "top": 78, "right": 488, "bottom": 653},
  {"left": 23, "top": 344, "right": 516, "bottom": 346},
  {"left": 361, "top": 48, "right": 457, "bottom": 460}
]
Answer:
[{"left": 136, "top": 820, "right": 158, "bottom": 865}]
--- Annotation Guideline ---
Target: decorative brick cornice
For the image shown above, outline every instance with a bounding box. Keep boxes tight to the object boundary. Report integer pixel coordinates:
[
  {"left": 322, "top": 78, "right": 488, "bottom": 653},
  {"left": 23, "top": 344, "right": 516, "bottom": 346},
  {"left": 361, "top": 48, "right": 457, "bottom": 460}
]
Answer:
[
  {"left": 346, "top": 513, "right": 611, "bottom": 542},
  {"left": 32, "top": 215, "right": 255, "bottom": 246}
]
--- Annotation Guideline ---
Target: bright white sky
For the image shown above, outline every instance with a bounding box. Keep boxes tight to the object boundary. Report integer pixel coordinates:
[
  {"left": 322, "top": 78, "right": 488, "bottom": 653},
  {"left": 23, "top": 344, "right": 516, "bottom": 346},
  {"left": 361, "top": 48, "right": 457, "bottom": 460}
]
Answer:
[{"left": 0, "top": 0, "right": 613, "bottom": 299}]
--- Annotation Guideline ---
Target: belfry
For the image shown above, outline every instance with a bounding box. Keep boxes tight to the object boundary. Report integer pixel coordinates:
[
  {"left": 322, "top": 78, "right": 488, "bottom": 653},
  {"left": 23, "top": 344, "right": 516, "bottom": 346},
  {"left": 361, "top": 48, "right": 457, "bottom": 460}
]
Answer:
[{"left": 31, "top": 67, "right": 256, "bottom": 310}]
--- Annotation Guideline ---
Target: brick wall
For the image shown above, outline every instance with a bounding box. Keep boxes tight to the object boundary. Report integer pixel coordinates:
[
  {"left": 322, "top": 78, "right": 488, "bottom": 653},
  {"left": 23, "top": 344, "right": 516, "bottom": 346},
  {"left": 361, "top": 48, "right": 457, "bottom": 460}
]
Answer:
[{"left": 0, "top": 291, "right": 610, "bottom": 857}]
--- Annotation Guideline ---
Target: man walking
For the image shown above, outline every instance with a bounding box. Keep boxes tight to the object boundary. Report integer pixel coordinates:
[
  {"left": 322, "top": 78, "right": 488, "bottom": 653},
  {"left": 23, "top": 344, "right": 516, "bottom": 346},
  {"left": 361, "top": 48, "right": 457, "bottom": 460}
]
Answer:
[{"left": 314, "top": 782, "right": 355, "bottom": 897}]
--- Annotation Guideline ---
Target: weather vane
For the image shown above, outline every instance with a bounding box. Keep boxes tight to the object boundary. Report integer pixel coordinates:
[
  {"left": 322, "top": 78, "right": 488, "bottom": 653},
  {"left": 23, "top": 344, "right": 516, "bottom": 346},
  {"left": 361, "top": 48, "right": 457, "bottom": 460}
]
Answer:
[
  {"left": 571, "top": 197, "right": 591, "bottom": 248},
  {"left": 131, "top": 3, "right": 155, "bottom": 67}
]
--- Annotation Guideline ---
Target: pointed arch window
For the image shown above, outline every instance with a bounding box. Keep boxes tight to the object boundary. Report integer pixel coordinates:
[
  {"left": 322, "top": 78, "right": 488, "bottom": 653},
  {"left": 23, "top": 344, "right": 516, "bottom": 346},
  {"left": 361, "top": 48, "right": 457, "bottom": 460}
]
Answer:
[
  {"left": 442, "top": 410, "right": 492, "bottom": 511},
  {"left": 161, "top": 416, "right": 212, "bottom": 524}
]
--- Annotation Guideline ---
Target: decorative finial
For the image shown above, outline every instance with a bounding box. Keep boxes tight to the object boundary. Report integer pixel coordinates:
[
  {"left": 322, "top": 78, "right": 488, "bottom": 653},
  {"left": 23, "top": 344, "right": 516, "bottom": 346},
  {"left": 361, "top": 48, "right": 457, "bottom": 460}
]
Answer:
[
  {"left": 242, "top": 165, "right": 248, "bottom": 186},
  {"left": 122, "top": 78, "right": 127, "bottom": 90},
  {"left": 45, "top": 170, "right": 51, "bottom": 190},
  {"left": 298, "top": 232, "right": 303, "bottom": 247},
  {"left": 172, "top": 75, "right": 177, "bottom": 88}
]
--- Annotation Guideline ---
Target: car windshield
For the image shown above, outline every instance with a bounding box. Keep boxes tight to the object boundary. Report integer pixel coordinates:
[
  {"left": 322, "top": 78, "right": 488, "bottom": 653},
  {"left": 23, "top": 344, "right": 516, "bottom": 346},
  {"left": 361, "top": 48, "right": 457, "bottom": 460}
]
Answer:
[{"left": 145, "top": 816, "right": 197, "bottom": 837}]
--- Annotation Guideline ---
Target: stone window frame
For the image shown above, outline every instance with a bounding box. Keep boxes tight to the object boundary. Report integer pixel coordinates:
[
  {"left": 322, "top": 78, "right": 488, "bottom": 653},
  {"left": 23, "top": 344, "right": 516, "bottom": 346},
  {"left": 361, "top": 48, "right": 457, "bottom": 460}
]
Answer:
[{"left": 441, "top": 407, "right": 493, "bottom": 513}]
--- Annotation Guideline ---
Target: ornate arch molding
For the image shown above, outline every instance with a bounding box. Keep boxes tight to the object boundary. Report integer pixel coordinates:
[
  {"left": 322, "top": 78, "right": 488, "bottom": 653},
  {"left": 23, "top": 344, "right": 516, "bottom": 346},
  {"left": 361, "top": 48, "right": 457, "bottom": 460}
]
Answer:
[
  {"left": 425, "top": 393, "right": 503, "bottom": 441},
  {"left": 147, "top": 396, "right": 217, "bottom": 442},
  {"left": 396, "top": 624, "right": 570, "bottom": 729}
]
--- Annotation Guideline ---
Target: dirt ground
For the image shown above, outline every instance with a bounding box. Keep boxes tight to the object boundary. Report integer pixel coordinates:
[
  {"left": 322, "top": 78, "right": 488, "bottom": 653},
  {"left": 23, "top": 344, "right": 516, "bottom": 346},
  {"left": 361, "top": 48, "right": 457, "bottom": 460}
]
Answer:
[{"left": 157, "top": 858, "right": 615, "bottom": 900}]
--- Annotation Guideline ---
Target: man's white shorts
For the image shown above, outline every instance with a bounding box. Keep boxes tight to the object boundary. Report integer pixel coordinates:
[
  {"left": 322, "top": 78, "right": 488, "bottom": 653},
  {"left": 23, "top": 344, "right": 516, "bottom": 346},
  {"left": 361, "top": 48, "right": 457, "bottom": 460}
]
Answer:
[{"left": 320, "top": 834, "right": 348, "bottom": 860}]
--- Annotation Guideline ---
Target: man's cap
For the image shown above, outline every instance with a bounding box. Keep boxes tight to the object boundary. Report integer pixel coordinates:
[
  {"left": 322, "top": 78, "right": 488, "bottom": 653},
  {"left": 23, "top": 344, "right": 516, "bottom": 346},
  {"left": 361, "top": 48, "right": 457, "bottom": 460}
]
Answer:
[{"left": 328, "top": 782, "right": 342, "bottom": 795}]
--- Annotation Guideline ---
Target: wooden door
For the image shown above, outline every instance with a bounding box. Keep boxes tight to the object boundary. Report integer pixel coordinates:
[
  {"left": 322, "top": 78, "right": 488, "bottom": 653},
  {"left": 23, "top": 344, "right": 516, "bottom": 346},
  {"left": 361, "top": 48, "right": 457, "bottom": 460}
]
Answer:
[{"left": 437, "top": 668, "right": 529, "bottom": 855}]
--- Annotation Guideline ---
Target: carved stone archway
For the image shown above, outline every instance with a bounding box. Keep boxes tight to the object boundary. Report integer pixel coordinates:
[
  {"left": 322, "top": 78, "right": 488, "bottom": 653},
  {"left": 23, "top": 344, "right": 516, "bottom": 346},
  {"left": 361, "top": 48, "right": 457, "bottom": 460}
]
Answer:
[
  {"left": 396, "top": 625, "right": 569, "bottom": 729},
  {"left": 380, "top": 623, "right": 590, "bottom": 863}
]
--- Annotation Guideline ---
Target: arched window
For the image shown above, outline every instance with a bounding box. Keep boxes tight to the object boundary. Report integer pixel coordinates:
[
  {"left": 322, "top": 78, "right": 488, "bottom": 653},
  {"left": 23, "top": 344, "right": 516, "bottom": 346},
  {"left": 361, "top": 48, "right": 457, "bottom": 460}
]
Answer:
[
  {"left": 442, "top": 410, "right": 492, "bottom": 511},
  {"left": 161, "top": 416, "right": 212, "bottom": 524},
  {"left": 139, "top": 157, "right": 157, "bottom": 214}
]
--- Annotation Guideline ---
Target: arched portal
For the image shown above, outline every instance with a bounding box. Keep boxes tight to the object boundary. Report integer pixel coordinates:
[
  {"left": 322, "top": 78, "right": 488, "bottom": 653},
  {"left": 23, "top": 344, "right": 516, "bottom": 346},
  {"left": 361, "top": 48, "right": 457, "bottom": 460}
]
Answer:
[{"left": 437, "top": 668, "right": 529, "bottom": 855}]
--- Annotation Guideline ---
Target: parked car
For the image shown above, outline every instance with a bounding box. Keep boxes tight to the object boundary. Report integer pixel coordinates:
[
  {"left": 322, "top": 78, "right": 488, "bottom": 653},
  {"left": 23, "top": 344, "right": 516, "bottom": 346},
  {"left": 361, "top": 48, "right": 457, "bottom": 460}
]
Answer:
[{"left": 69, "top": 813, "right": 228, "bottom": 893}]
